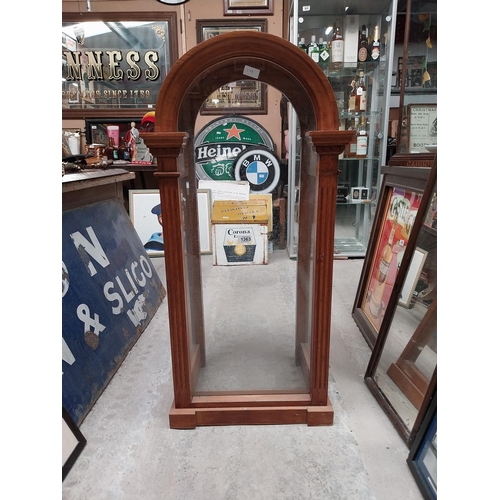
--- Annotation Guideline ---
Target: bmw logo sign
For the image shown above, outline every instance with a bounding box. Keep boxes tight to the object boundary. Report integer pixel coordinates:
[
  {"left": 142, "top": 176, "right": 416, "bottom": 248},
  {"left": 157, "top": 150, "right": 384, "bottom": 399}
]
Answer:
[{"left": 233, "top": 147, "right": 281, "bottom": 194}]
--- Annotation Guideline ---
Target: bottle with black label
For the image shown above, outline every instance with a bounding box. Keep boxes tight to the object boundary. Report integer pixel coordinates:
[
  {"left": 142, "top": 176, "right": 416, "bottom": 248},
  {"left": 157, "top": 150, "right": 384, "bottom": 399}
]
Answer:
[
  {"left": 348, "top": 77, "right": 357, "bottom": 113},
  {"left": 369, "top": 25, "right": 381, "bottom": 63},
  {"left": 358, "top": 25, "right": 369, "bottom": 63},
  {"left": 308, "top": 35, "right": 320, "bottom": 63}
]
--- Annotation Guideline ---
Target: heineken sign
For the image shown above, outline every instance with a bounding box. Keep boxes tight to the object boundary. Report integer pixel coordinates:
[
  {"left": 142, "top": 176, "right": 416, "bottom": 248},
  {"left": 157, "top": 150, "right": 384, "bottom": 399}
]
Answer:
[{"left": 194, "top": 116, "right": 274, "bottom": 182}]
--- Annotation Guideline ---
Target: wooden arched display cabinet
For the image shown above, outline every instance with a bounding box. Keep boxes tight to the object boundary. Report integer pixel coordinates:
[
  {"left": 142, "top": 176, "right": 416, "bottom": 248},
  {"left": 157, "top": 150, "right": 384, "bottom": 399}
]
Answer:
[{"left": 143, "top": 31, "right": 353, "bottom": 429}]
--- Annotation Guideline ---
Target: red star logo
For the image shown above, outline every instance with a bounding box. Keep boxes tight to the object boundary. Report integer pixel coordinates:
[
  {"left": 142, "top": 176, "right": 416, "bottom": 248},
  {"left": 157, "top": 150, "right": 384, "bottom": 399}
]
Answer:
[{"left": 223, "top": 123, "right": 245, "bottom": 140}]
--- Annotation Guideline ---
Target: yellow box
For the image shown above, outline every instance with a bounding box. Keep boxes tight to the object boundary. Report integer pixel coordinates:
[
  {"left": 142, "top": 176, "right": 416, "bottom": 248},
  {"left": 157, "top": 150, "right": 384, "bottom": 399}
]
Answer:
[{"left": 211, "top": 200, "right": 269, "bottom": 224}]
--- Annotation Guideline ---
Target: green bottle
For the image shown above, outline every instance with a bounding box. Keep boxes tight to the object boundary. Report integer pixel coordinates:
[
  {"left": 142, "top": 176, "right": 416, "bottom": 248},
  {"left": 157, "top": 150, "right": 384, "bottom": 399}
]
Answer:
[
  {"left": 298, "top": 37, "right": 307, "bottom": 53},
  {"left": 307, "top": 35, "right": 320, "bottom": 63},
  {"left": 318, "top": 37, "right": 330, "bottom": 72}
]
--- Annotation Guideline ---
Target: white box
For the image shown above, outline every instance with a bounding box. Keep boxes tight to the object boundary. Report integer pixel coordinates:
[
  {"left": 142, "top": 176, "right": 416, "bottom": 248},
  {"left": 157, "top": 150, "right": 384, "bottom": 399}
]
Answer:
[
  {"left": 212, "top": 223, "right": 268, "bottom": 266},
  {"left": 344, "top": 15, "right": 360, "bottom": 65}
]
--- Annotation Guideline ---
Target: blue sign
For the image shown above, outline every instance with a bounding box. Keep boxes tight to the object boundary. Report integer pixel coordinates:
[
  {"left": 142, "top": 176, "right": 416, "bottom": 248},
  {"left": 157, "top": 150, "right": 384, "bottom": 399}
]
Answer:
[{"left": 62, "top": 198, "right": 166, "bottom": 425}]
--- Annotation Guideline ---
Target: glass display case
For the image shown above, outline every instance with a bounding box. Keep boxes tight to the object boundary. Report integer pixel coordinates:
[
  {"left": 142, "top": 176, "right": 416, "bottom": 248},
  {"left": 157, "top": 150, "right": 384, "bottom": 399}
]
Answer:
[
  {"left": 144, "top": 28, "right": 353, "bottom": 428},
  {"left": 287, "top": 0, "right": 397, "bottom": 257}
]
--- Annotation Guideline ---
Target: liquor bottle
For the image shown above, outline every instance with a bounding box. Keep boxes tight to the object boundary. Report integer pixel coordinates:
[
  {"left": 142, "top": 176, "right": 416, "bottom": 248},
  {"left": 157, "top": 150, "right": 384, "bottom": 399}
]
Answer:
[
  {"left": 105, "top": 136, "right": 119, "bottom": 161},
  {"left": 358, "top": 25, "right": 369, "bottom": 63},
  {"left": 318, "top": 37, "right": 330, "bottom": 71},
  {"left": 307, "top": 35, "right": 320, "bottom": 63},
  {"left": 355, "top": 71, "right": 367, "bottom": 112},
  {"left": 345, "top": 118, "right": 358, "bottom": 158},
  {"left": 118, "top": 138, "right": 131, "bottom": 161},
  {"left": 356, "top": 116, "right": 368, "bottom": 158},
  {"left": 331, "top": 22, "right": 344, "bottom": 69},
  {"left": 298, "top": 37, "right": 307, "bottom": 53},
  {"left": 369, "top": 25, "right": 381, "bottom": 63},
  {"left": 348, "top": 78, "right": 357, "bottom": 113}
]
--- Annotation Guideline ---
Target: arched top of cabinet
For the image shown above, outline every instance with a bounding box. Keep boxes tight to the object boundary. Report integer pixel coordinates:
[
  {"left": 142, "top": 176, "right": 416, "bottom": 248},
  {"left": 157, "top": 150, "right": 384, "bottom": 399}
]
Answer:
[{"left": 154, "top": 30, "right": 339, "bottom": 132}]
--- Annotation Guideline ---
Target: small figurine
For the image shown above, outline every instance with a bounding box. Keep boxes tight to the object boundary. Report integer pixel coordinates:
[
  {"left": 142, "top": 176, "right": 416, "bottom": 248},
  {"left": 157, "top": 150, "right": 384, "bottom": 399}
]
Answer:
[{"left": 126, "top": 122, "right": 141, "bottom": 162}]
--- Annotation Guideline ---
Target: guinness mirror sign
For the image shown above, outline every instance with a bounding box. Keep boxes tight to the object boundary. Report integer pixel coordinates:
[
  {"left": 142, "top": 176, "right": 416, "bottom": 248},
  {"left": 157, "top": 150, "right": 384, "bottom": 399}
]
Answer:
[{"left": 62, "top": 18, "right": 174, "bottom": 112}]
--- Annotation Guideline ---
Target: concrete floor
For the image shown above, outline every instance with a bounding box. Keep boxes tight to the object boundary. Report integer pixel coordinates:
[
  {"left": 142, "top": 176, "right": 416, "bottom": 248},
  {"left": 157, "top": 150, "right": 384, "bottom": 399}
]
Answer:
[{"left": 62, "top": 252, "right": 423, "bottom": 500}]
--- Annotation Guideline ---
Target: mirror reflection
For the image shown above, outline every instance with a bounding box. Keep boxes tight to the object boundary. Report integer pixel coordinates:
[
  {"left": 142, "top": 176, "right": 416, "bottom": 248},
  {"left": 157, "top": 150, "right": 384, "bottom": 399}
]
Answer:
[{"left": 373, "top": 219, "right": 437, "bottom": 431}]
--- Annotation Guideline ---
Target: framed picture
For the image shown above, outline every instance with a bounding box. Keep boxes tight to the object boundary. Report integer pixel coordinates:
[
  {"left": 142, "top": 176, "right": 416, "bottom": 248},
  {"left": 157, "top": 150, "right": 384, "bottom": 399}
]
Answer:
[
  {"left": 62, "top": 407, "right": 86, "bottom": 481},
  {"left": 129, "top": 190, "right": 164, "bottom": 257},
  {"left": 408, "top": 104, "right": 437, "bottom": 153},
  {"left": 197, "top": 189, "right": 213, "bottom": 254},
  {"left": 223, "top": 0, "right": 273, "bottom": 16},
  {"left": 130, "top": 189, "right": 214, "bottom": 256},
  {"left": 352, "top": 165, "right": 434, "bottom": 349},
  {"left": 196, "top": 20, "right": 268, "bottom": 115},
  {"left": 398, "top": 247, "right": 428, "bottom": 307},
  {"left": 360, "top": 186, "right": 423, "bottom": 332}
]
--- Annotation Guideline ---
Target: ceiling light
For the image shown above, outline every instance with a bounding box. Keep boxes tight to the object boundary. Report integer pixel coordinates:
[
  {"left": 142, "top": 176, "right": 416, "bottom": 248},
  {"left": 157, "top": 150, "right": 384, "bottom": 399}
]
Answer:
[
  {"left": 325, "top": 26, "right": 333, "bottom": 35},
  {"left": 156, "top": 0, "right": 189, "bottom": 4}
]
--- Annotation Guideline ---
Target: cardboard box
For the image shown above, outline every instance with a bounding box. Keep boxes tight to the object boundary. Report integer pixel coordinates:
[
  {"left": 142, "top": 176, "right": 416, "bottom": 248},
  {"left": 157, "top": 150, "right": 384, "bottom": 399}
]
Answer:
[
  {"left": 212, "top": 223, "right": 268, "bottom": 265},
  {"left": 344, "top": 15, "right": 360, "bottom": 66},
  {"left": 211, "top": 200, "right": 269, "bottom": 265},
  {"left": 211, "top": 199, "right": 268, "bottom": 224}
]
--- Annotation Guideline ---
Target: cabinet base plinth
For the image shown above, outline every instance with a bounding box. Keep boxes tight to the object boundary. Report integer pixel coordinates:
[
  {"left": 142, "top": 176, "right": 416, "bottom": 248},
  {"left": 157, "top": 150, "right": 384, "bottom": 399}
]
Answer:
[{"left": 169, "top": 400, "right": 334, "bottom": 429}]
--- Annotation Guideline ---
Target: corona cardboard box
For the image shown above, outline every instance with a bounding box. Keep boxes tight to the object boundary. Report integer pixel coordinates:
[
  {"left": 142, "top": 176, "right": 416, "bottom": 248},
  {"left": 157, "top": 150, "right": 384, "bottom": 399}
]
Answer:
[{"left": 211, "top": 200, "right": 269, "bottom": 266}]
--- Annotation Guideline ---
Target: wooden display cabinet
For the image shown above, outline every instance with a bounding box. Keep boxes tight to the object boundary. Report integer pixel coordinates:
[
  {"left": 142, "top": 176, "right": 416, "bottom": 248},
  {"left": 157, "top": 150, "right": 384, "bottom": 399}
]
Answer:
[{"left": 143, "top": 31, "right": 353, "bottom": 429}]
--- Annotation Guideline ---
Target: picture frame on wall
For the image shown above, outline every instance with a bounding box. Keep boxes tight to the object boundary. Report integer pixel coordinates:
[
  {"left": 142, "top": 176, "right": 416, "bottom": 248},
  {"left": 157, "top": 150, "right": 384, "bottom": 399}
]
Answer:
[
  {"left": 223, "top": 0, "right": 273, "bottom": 16},
  {"left": 62, "top": 407, "right": 86, "bottom": 481},
  {"left": 196, "top": 20, "right": 268, "bottom": 115}
]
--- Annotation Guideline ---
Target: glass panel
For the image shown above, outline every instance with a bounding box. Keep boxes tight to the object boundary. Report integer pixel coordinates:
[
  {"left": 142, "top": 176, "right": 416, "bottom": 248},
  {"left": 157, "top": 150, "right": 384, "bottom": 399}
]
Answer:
[
  {"left": 192, "top": 82, "right": 311, "bottom": 394},
  {"left": 372, "top": 212, "right": 437, "bottom": 431},
  {"left": 62, "top": 20, "right": 172, "bottom": 110}
]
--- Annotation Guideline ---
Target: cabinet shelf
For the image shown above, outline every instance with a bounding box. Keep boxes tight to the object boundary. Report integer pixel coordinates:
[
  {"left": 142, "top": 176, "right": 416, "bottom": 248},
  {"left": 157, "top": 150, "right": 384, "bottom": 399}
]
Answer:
[
  {"left": 340, "top": 156, "right": 379, "bottom": 162},
  {"left": 325, "top": 61, "right": 388, "bottom": 78},
  {"left": 337, "top": 199, "right": 372, "bottom": 205},
  {"left": 340, "top": 111, "right": 382, "bottom": 121}
]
